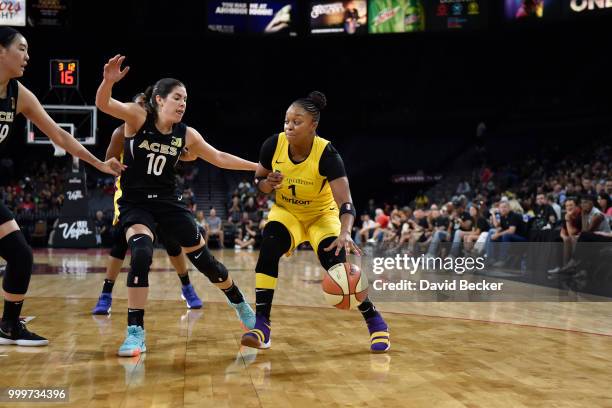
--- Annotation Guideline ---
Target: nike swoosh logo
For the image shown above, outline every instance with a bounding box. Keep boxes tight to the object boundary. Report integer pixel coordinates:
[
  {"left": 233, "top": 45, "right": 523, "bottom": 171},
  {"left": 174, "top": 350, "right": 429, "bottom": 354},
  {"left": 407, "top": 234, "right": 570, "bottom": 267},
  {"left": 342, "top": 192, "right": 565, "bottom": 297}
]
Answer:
[
  {"left": 0, "top": 327, "right": 10, "bottom": 337},
  {"left": 256, "top": 303, "right": 267, "bottom": 306},
  {"left": 194, "top": 251, "right": 203, "bottom": 259},
  {"left": 275, "top": 160, "right": 284, "bottom": 164},
  {"left": 255, "top": 289, "right": 266, "bottom": 292},
  {"left": 133, "top": 236, "right": 144, "bottom": 242}
]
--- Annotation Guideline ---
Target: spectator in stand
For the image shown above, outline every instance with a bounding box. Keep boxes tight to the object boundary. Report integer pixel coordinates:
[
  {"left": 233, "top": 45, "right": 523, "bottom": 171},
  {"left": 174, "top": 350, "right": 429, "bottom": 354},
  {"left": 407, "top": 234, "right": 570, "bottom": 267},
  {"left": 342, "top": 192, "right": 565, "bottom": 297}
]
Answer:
[
  {"left": 382, "top": 211, "right": 403, "bottom": 243},
  {"left": 227, "top": 195, "right": 242, "bottom": 224},
  {"left": 426, "top": 207, "right": 450, "bottom": 257},
  {"left": 356, "top": 213, "right": 376, "bottom": 245},
  {"left": 195, "top": 210, "right": 206, "bottom": 229},
  {"left": 205, "top": 208, "right": 224, "bottom": 248},
  {"left": 18, "top": 193, "right": 35, "bottom": 213},
  {"left": 548, "top": 197, "right": 581, "bottom": 274},
  {"left": 244, "top": 196, "right": 259, "bottom": 222},
  {"left": 234, "top": 212, "right": 256, "bottom": 250},
  {"left": 605, "top": 180, "right": 612, "bottom": 196},
  {"left": 485, "top": 201, "right": 527, "bottom": 267},
  {"left": 94, "top": 210, "right": 111, "bottom": 247},
  {"left": 557, "top": 197, "right": 612, "bottom": 274},
  {"left": 238, "top": 178, "right": 251, "bottom": 201},
  {"left": 582, "top": 177, "right": 597, "bottom": 196},
  {"left": 532, "top": 193, "right": 557, "bottom": 232},
  {"left": 580, "top": 194, "right": 610, "bottom": 234},
  {"left": 256, "top": 193, "right": 268, "bottom": 211},
  {"left": 403, "top": 208, "right": 429, "bottom": 252},
  {"left": 449, "top": 204, "right": 473, "bottom": 257},
  {"left": 597, "top": 192, "right": 612, "bottom": 218},
  {"left": 368, "top": 208, "right": 389, "bottom": 243},
  {"left": 460, "top": 203, "right": 490, "bottom": 255},
  {"left": 547, "top": 193, "right": 561, "bottom": 220}
]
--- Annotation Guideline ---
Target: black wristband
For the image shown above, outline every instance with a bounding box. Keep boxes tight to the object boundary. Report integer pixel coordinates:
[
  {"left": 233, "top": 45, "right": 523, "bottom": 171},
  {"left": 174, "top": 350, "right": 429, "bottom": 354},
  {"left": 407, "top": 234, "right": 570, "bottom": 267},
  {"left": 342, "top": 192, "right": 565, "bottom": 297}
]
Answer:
[{"left": 339, "top": 202, "right": 356, "bottom": 218}]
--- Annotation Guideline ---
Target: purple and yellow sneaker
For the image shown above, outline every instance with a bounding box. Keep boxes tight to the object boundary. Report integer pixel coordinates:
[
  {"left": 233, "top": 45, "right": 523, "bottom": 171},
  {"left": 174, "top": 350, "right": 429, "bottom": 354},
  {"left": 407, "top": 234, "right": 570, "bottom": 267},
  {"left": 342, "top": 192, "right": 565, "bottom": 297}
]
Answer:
[
  {"left": 241, "top": 316, "right": 271, "bottom": 349},
  {"left": 367, "top": 313, "right": 390, "bottom": 353}
]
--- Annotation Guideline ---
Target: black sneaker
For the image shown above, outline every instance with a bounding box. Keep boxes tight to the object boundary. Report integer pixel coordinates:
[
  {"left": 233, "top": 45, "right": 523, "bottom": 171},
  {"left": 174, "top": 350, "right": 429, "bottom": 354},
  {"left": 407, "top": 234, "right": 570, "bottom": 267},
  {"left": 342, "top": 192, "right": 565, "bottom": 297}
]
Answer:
[{"left": 0, "top": 321, "right": 49, "bottom": 346}]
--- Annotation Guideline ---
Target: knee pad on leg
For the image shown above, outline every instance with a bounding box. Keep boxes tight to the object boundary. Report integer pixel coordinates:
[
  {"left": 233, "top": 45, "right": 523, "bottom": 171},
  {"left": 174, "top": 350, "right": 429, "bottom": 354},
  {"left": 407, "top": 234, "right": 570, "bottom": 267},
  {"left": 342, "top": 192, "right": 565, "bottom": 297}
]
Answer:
[
  {"left": 187, "top": 246, "right": 228, "bottom": 283},
  {"left": 127, "top": 234, "right": 153, "bottom": 288},
  {"left": 317, "top": 237, "right": 346, "bottom": 271},
  {"left": 255, "top": 222, "right": 291, "bottom": 275},
  {"left": 0, "top": 231, "right": 33, "bottom": 295}
]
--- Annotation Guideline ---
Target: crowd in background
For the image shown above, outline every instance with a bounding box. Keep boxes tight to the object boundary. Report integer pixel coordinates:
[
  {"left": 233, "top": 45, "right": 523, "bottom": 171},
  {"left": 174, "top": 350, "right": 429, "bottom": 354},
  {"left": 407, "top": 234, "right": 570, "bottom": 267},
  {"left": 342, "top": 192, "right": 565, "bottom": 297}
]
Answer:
[{"left": 355, "top": 143, "right": 612, "bottom": 276}]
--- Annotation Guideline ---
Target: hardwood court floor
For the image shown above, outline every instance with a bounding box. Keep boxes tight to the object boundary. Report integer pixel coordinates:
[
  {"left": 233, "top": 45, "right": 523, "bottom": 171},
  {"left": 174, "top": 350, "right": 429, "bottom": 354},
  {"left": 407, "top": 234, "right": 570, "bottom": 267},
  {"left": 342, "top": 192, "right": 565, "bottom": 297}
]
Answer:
[{"left": 1, "top": 248, "right": 612, "bottom": 408}]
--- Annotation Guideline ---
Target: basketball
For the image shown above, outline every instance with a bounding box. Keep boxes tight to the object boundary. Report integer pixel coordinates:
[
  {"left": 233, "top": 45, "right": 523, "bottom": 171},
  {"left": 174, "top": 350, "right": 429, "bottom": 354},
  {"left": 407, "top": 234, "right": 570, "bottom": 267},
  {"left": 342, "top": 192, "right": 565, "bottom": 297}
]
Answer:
[{"left": 322, "top": 262, "right": 369, "bottom": 310}]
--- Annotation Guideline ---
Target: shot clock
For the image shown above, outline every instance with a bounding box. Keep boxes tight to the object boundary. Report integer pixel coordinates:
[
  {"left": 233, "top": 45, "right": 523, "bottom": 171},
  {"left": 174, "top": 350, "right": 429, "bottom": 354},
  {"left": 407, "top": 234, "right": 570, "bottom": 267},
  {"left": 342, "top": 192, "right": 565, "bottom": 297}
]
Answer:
[{"left": 50, "top": 59, "right": 79, "bottom": 89}]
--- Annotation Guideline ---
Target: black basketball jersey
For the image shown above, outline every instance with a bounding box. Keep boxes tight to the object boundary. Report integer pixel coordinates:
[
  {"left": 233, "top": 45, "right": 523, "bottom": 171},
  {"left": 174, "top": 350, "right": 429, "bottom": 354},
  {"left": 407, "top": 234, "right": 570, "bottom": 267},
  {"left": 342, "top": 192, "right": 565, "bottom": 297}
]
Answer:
[
  {"left": 117, "top": 113, "right": 186, "bottom": 201},
  {"left": 0, "top": 79, "right": 19, "bottom": 146}
]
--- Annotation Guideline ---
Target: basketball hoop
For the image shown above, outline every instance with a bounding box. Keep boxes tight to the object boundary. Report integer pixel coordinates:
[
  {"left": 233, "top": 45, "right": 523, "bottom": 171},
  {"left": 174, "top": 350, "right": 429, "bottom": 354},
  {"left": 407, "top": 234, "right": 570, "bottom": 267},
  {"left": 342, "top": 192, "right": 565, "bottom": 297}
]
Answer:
[{"left": 51, "top": 141, "right": 66, "bottom": 157}]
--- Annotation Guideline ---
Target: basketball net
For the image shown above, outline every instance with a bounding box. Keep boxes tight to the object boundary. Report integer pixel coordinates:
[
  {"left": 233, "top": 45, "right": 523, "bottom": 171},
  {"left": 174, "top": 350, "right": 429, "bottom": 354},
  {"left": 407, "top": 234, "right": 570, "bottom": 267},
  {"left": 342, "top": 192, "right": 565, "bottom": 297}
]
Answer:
[
  {"left": 51, "top": 140, "right": 66, "bottom": 157},
  {"left": 50, "top": 141, "right": 80, "bottom": 171}
]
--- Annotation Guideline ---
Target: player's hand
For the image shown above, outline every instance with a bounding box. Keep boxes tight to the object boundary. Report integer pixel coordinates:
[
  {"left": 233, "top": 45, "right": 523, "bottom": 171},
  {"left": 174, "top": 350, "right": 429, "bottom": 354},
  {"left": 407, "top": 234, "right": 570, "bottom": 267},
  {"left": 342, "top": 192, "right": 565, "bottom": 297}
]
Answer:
[
  {"left": 324, "top": 231, "right": 362, "bottom": 257},
  {"left": 96, "top": 157, "right": 126, "bottom": 177},
  {"left": 266, "top": 171, "right": 284, "bottom": 190},
  {"left": 103, "top": 54, "right": 130, "bottom": 83}
]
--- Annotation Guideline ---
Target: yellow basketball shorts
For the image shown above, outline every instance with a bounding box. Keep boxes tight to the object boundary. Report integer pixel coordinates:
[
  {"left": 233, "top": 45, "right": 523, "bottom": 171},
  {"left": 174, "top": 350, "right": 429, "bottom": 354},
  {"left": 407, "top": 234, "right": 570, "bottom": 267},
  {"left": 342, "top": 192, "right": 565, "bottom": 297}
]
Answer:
[{"left": 267, "top": 205, "right": 341, "bottom": 255}]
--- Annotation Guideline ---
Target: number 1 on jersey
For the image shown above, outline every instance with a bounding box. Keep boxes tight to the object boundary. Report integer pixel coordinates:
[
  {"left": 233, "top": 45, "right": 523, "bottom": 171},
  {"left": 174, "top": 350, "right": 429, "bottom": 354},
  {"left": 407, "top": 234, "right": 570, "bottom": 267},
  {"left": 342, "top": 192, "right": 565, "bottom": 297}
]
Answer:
[
  {"left": 288, "top": 184, "right": 297, "bottom": 197},
  {"left": 146, "top": 153, "right": 167, "bottom": 176}
]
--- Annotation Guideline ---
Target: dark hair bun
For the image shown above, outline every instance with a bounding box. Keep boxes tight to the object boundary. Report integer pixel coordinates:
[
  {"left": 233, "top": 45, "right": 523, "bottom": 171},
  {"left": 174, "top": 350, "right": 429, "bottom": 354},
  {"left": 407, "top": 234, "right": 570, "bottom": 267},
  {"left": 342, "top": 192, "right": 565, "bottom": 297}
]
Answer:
[{"left": 308, "top": 91, "right": 327, "bottom": 111}]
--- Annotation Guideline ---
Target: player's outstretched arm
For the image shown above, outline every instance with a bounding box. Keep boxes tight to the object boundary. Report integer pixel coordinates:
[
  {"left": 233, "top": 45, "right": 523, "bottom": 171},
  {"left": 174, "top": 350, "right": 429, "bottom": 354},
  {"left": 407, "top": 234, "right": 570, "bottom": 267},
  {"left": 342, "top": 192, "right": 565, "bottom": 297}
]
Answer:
[
  {"left": 185, "top": 127, "right": 257, "bottom": 171},
  {"left": 95, "top": 54, "right": 144, "bottom": 130},
  {"left": 17, "top": 82, "right": 125, "bottom": 177}
]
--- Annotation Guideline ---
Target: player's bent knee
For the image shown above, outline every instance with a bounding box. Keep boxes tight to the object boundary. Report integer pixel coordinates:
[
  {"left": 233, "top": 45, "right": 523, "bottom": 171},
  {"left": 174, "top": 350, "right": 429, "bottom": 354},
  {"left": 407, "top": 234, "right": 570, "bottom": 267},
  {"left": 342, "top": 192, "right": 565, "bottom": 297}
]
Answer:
[
  {"left": 1, "top": 231, "right": 33, "bottom": 295},
  {"left": 317, "top": 237, "right": 346, "bottom": 271},
  {"left": 127, "top": 234, "right": 153, "bottom": 288},
  {"left": 255, "top": 222, "right": 292, "bottom": 274},
  {"left": 187, "top": 246, "right": 228, "bottom": 283}
]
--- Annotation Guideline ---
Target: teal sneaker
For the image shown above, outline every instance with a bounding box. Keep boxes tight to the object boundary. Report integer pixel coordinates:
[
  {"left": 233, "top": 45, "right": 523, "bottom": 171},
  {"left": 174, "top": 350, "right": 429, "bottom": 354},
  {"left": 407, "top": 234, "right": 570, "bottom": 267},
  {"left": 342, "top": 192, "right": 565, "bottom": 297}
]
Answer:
[
  {"left": 117, "top": 325, "right": 147, "bottom": 357},
  {"left": 227, "top": 297, "right": 255, "bottom": 331}
]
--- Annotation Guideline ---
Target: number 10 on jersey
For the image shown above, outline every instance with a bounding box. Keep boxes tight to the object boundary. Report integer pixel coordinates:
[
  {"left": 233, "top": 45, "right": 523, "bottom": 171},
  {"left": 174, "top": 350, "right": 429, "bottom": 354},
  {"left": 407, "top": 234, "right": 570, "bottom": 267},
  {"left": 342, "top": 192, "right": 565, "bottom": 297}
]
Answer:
[{"left": 146, "top": 153, "right": 166, "bottom": 175}]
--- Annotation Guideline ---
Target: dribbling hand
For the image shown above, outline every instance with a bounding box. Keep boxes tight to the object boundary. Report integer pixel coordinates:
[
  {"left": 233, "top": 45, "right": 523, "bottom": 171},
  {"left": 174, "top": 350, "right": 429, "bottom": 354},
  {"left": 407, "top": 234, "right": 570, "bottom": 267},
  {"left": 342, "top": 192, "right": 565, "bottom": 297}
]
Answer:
[
  {"left": 324, "top": 231, "right": 362, "bottom": 257},
  {"left": 103, "top": 54, "right": 130, "bottom": 83},
  {"left": 96, "top": 158, "right": 127, "bottom": 177}
]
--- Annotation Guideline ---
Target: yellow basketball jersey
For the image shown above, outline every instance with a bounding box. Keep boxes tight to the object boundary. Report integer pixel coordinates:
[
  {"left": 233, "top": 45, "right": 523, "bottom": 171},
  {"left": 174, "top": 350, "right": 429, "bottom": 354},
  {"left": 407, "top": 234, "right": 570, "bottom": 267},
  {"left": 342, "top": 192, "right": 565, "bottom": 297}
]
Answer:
[{"left": 271, "top": 132, "right": 337, "bottom": 221}]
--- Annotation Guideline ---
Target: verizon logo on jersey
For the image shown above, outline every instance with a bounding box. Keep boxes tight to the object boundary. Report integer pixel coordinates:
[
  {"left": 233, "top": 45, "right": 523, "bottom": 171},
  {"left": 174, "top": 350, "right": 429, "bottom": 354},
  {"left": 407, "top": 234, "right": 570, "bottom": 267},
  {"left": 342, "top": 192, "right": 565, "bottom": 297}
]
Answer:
[{"left": 138, "top": 140, "right": 179, "bottom": 156}]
